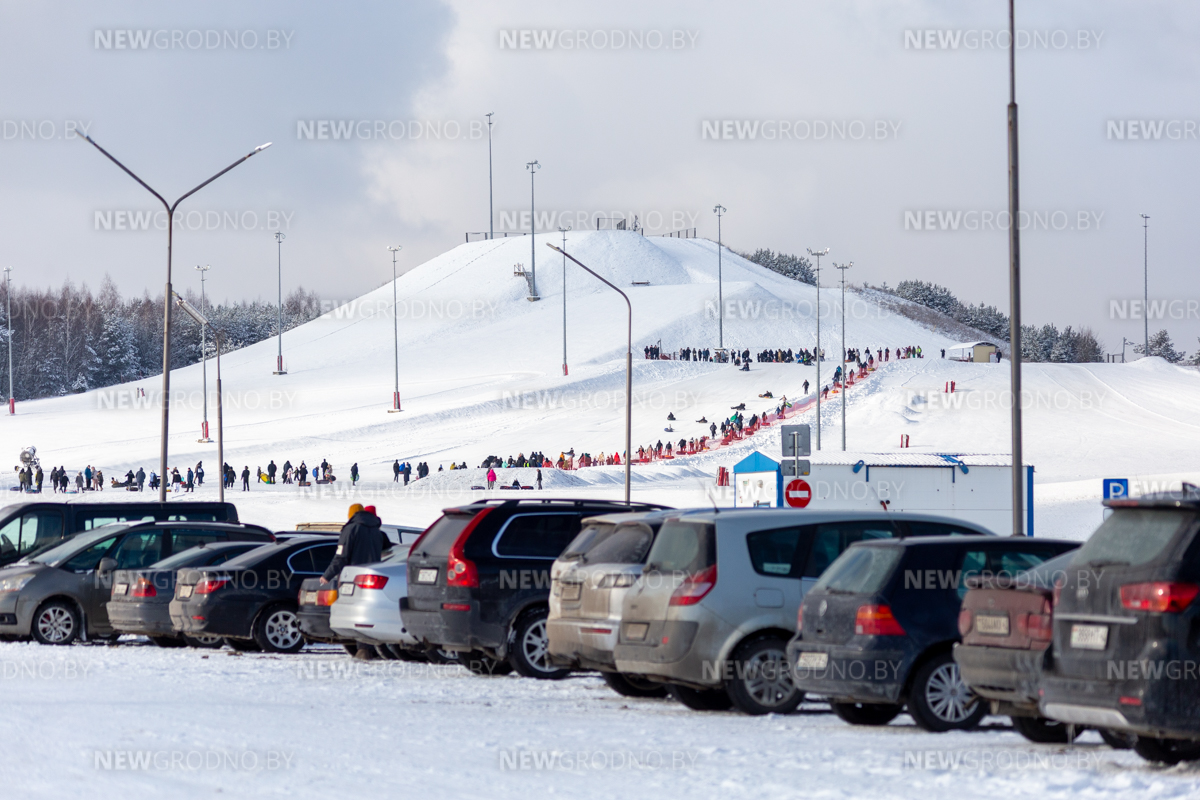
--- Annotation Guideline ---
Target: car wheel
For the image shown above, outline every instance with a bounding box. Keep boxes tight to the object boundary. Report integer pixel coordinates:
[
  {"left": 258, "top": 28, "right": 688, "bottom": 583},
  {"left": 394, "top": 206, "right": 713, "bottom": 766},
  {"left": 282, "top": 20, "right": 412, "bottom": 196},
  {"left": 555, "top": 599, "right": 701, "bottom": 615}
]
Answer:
[
  {"left": 464, "top": 650, "right": 515, "bottom": 676},
  {"left": 252, "top": 606, "right": 305, "bottom": 654},
  {"left": 182, "top": 634, "right": 224, "bottom": 649},
  {"left": 831, "top": 702, "right": 903, "bottom": 726},
  {"left": 342, "top": 643, "right": 358, "bottom": 656},
  {"left": 148, "top": 636, "right": 186, "bottom": 648},
  {"left": 1011, "top": 715, "right": 1071, "bottom": 743},
  {"left": 375, "top": 644, "right": 399, "bottom": 660},
  {"left": 668, "top": 684, "right": 734, "bottom": 711},
  {"left": 426, "top": 648, "right": 460, "bottom": 665},
  {"left": 601, "top": 671, "right": 669, "bottom": 699},
  {"left": 508, "top": 608, "right": 570, "bottom": 680},
  {"left": 724, "top": 637, "right": 803, "bottom": 715},
  {"left": 32, "top": 600, "right": 80, "bottom": 646},
  {"left": 907, "top": 653, "right": 987, "bottom": 733},
  {"left": 1098, "top": 728, "right": 1136, "bottom": 750},
  {"left": 223, "top": 637, "right": 262, "bottom": 652},
  {"left": 1132, "top": 736, "right": 1200, "bottom": 764}
]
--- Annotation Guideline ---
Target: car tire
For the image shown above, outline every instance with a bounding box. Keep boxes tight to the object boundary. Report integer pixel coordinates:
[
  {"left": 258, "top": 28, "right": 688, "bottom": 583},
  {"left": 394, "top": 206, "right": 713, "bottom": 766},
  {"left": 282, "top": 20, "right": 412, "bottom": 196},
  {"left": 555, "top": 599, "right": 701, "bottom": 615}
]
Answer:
[
  {"left": 342, "top": 643, "right": 358, "bottom": 656},
  {"left": 182, "top": 634, "right": 224, "bottom": 649},
  {"left": 426, "top": 648, "right": 460, "bottom": 665},
  {"left": 148, "top": 636, "right": 186, "bottom": 648},
  {"left": 601, "top": 671, "right": 669, "bottom": 699},
  {"left": 508, "top": 608, "right": 570, "bottom": 680},
  {"left": 907, "top": 653, "right": 987, "bottom": 733},
  {"left": 1098, "top": 728, "right": 1136, "bottom": 750},
  {"left": 1011, "top": 715, "right": 1071, "bottom": 744},
  {"left": 668, "top": 684, "right": 734, "bottom": 711},
  {"left": 252, "top": 606, "right": 305, "bottom": 654},
  {"left": 464, "top": 651, "right": 515, "bottom": 676},
  {"left": 831, "top": 702, "right": 903, "bottom": 726},
  {"left": 1132, "top": 736, "right": 1200, "bottom": 764},
  {"left": 724, "top": 637, "right": 803, "bottom": 715},
  {"left": 223, "top": 637, "right": 261, "bottom": 652},
  {"left": 31, "top": 600, "right": 81, "bottom": 646},
  {"left": 375, "top": 644, "right": 399, "bottom": 660}
]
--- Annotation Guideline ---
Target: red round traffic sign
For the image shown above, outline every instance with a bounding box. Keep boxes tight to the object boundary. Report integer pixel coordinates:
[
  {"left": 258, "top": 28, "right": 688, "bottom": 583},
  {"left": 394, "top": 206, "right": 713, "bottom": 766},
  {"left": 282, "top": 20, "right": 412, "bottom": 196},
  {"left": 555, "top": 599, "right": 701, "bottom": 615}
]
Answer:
[{"left": 784, "top": 479, "right": 811, "bottom": 508}]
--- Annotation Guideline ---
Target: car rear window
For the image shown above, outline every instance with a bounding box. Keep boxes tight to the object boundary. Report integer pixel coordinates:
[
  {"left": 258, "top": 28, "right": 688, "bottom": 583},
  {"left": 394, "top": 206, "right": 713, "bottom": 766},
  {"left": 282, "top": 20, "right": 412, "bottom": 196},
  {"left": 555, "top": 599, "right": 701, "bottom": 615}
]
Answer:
[
  {"left": 957, "top": 547, "right": 1064, "bottom": 599},
  {"left": 813, "top": 545, "right": 902, "bottom": 595},
  {"left": 582, "top": 522, "right": 655, "bottom": 565},
  {"left": 415, "top": 513, "right": 476, "bottom": 557},
  {"left": 1076, "top": 509, "right": 1195, "bottom": 569},
  {"left": 494, "top": 514, "right": 581, "bottom": 559},
  {"left": 646, "top": 520, "right": 715, "bottom": 574},
  {"left": 560, "top": 522, "right": 617, "bottom": 561}
]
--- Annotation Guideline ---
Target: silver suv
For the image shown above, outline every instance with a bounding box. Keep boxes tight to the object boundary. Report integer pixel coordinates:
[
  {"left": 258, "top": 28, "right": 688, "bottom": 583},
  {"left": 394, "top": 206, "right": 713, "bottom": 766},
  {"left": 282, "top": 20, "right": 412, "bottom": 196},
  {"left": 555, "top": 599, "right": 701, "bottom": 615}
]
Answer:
[
  {"left": 613, "top": 510, "right": 993, "bottom": 714},
  {"left": 547, "top": 510, "right": 677, "bottom": 697}
]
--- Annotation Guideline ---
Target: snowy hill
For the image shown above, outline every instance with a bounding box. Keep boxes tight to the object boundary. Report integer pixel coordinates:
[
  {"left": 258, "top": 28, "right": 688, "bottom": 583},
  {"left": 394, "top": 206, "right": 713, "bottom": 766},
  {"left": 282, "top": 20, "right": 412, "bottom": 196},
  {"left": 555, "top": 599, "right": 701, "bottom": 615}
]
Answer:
[{"left": 5, "top": 231, "right": 1200, "bottom": 538}]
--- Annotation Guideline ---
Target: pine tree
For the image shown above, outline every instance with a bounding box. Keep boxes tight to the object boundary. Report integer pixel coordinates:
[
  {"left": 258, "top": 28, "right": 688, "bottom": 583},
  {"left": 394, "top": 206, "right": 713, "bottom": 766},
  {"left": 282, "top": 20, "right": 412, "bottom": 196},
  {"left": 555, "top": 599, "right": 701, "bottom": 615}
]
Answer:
[{"left": 1134, "top": 329, "right": 1184, "bottom": 362}]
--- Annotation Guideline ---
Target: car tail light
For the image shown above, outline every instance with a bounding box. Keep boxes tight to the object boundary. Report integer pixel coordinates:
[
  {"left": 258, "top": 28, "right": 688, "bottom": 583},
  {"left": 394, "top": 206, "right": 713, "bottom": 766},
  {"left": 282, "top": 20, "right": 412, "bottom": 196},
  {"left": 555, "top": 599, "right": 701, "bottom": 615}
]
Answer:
[
  {"left": 131, "top": 578, "right": 157, "bottom": 598},
  {"left": 957, "top": 609, "right": 972, "bottom": 636},
  {"left": 442, "top": 603, "right": 471, "bottom": 612},
  {"left": 796, "top": 604, "right": 804, "bottom": 632},
  {"left": 669, "top": 564, "right": 717, "bottom": 606},
  {"left": 194, "top": 577, "right": 228, "bottom": 595},
  {"left": 1120, "top": 582, "right": 1200, "bottom": 613},
  {"left": 855, "top": 604, "right": 906, "bottom": 636},
  {"left": 1016, "top": 601, "right": 1053, "bottom": 643},
  {"left": 316, "top": 589, "right": 339, "bottom": 606},
  {"left": 447, "top": 508, "right": 495, "bottom": 589},
  {"left": 353, "top": 574, "right": 389, "bottom": 590}
]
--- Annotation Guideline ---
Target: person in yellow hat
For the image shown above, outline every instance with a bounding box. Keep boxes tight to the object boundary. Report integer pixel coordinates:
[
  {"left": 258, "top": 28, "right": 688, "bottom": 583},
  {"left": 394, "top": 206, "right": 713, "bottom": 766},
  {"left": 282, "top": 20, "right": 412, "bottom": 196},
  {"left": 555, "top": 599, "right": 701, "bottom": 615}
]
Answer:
[{"left": 347, "top": 503, "right": 364, "bottom": 519}]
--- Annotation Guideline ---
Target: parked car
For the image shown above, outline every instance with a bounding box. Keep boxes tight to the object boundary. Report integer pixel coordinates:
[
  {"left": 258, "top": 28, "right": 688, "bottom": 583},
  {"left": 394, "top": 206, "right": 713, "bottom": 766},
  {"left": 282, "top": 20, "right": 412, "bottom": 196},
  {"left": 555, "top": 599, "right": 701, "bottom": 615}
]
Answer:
[
  {"left": 0, "top": 501, "right": 239, "bottom": 567},
  {"left": 547, "top": 509, "right": 678, "bottom": 697},
  {"left": 297, "top": 576, "right": 359, "bottom": 650},
  {"left": 169, "top": 536, "right": 339, "bottom": 653},
  {"left": 789, "top": 536, "right": 1077, "bottom": 731},
  {"left": 291, "top": 521, "right": 422, "bottom": 545},
  {"left": 402, "top": 498, "right": 667, "bottom": 678},
  {"left": 107, "top": 538, "right": 272, "bottom": 647},
  {"left": 1039, "top": 493, "right": 1200, "bottom": 764},
  {"left": 0, "top": 519, "right": 269, "bottom": 644}
]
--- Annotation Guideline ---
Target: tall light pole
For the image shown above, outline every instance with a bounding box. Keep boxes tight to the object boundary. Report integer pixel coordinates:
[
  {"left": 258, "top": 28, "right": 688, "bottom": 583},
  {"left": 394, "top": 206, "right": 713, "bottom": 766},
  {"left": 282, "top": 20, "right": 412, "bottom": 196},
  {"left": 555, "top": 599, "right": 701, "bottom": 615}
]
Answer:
[
  {"left": 173, "top": 292, "right": 225, "bottom": 504},
  {"left": 834, "top": 261, "right": 853, "bottom": 451},
  {"left": 714, "top": 205, "right": 726, "bottom": 349},
  {"left": 1141, "top": 214, "right": 1150, "bottom": 357},
  {"left": 4, "top": 266, "right": 12, "bottom": 415},
  {"left": 526, "top": 161, "right": 541, "bottom": 299},
  {"left": 807, "top": 248, "right": 829, "bottom": 450},
  {"left": 273, "top": 231, "right": 286, "bottom": 375},
  {"left": 548, "top": 243, "right": 633, "bottom": 504},
  {"left": 1006, "top": 0, "right": 1026, "bottom": 536},
  {"left": 559, "top": 226, "right": 570, "bottom": 376},
  {"left": 196, "top": 264, "right": 211, "bottom": 442},
  {"left": 486, "top": 113, "right": 494, "bottom": 240},
  {"left": 82, "top": 135, "right": 271, "bottom": 502},
  {"left": 387, "top": 245, "right": 403, "bottom": 412}
]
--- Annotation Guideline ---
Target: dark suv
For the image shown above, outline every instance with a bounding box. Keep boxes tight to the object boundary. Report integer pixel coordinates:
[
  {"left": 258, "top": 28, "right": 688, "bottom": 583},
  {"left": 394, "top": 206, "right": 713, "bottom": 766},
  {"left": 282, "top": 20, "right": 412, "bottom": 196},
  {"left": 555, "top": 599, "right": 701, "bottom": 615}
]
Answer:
[
  {"left": 1039, "top": 493, "right": 1200, "bottom": 764},
  {"left": 402, "top": 499, "right": 667, "bottom": 678},
  {"left": 789, "top": 536, "right": 1076, "bottom": 732}
]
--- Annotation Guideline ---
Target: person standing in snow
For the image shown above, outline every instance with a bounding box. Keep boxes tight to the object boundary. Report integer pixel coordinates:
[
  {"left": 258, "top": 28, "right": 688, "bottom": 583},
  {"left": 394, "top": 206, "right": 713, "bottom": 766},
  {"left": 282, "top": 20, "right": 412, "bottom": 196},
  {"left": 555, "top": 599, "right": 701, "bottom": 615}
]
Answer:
[
  {"left": 268, "top": 460, "right": 277, "bottom": 484},
  {"left": 136, "top": 467, "right": 145, "bottom": 491},
  {"left": 536, "top": 469, "right": 542, "bottom": 490},
  {"left": 803, "top": 379, "right": 810, "bottom": 395},
  {"left": 486, "top": 467, "right": 496, "bottom": 489},
  {"left": 320, "top": 503, "right": 390, "bottom": 661},
  {"left": 241, "top": 466, "right": 250, "bottom": 491},
  {"left": 393, "top": 460, "right": 400, "bottom": 482},
  {"left": 350, "top": 463, "right": 359, "bottom": 484}
]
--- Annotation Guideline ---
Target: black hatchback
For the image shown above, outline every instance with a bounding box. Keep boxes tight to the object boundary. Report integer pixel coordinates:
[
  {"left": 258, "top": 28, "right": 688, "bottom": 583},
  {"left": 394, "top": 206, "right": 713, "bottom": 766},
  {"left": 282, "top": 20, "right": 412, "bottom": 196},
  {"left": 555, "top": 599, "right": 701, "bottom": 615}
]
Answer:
[
  {"left": 170, "top": 536, "right": 339, "bottom": 653},
  {"left": 1039, "top": 493, "right": 1200, "bottom": 764},
  {"left": 402, "top": 498, "right": 667, "bottom": 678},
  {"left": 789, "top": 536, "right": 1076, "bottom": 732}
]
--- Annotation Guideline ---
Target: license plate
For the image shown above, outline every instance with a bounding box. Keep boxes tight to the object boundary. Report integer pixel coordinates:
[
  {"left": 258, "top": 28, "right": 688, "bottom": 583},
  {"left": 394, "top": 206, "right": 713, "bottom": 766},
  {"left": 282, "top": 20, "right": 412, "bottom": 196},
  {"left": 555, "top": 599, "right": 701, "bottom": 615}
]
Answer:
[
  {"left": 114, "top": 583, "right": 128, "bottom": 596},
  {"left": 303, "top": 591, "right": 318, "bottom": 604},
  {"left": 417, "top": 568, "right": 438, "bottom": 584},
  {"left": 796, "top": 651, "right": 828, "bottom": 670},
  {"left": 1070, "top": 624, "right": 1108, "bottom": 650},
  {"left": 625, "top": 622, "right": 649, "bottom": 641},
  {"left": 340, "top": 583, "right": 355, "bottom": 596},
  {"left": 178, "top": 585, "right": 193, "bottom": 598},
  {"left": 975, "top": 614, "right": 1010, "bottom": 636},
  {"left": 561, "top": 583, "right": 582, "bottom": 601}
]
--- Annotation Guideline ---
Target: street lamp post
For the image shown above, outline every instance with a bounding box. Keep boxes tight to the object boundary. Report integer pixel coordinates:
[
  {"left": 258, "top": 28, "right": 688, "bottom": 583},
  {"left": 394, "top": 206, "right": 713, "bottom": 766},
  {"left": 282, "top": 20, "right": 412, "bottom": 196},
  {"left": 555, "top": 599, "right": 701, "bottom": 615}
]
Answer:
[
  {"left": 173, "top": 292, "right": 225, "bottom": 504},
  {"left": 486, "top": 113, "right": 494, "bottom": 240},
  {"left": 82, "top": 135, "right": 271, "bottom": 502},
  {"left": 1006, "top": 0, "right": 1026, "bottom": 536},
  {"left": 273, "top": 231, "right": 286, "bottom": 375},
  {"left": 1141, "top": 214, "right": 1150, "bottom": 357},
  {"left": 4, "top": 266, "right": 12, "bottom": 415},
  {"left": 526, "top": 161, "right": 541, "bottom": 299},
  {"left": 196, "top": 264, "right": 211, "bottom": 442},
  {"left": 714, "top": 205, "right": 726, "bottom": 349},
  {"left": 807, "top": 248, "right": 829, "bottom": 451},
  {"left": 387, "top": 245, "right": 403, "bottom": 412},
  {"left": 559, "top": 226, "right": 570, "bottom": 376},
  {"left": 547, "top": 243, "right": 633, "bottom": 505},
  {"left": 834, "top": 261, "right": 853, "bottom": 451}
]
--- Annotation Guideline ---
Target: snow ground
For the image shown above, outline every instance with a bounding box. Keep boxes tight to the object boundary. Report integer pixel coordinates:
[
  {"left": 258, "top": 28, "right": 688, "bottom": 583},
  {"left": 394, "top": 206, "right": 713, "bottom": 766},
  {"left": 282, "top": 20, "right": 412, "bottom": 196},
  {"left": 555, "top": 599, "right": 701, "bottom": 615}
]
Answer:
[{"left": 1, "top": 640, "right": 1198, "bottom": 800}]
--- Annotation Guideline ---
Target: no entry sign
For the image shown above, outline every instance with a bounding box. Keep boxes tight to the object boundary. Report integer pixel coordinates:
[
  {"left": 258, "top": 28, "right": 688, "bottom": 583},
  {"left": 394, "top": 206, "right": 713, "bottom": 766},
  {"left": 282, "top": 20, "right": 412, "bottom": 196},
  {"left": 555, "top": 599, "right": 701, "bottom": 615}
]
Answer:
[{"left": 784, "top": 479, "right": 812, "bottom": 508}]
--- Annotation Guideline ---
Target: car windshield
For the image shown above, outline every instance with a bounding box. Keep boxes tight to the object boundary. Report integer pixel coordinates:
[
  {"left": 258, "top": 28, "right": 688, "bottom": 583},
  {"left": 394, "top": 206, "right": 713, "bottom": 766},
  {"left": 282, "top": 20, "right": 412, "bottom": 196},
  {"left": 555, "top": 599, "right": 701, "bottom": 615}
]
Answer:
[
  {"left": 559, "top": 522, "right": 616, "bottom": 561},
  {"left": 1008, "top": 550, "right": 1079, "bottom": 591},
  {"left": 27, "top": 526, "right": 130, "bottom": 566},
  {"left": 581, "top": 523, "right": 655, "bottom": 565},
  {"left": 813, "top": 545, "right": 903, "bottom": 595},
  {"left": 645, "top": 520, "right": 714, "bottom": 574},
  {"left": 1076, "top": 509, "right": 1195, "bottom": 568}
]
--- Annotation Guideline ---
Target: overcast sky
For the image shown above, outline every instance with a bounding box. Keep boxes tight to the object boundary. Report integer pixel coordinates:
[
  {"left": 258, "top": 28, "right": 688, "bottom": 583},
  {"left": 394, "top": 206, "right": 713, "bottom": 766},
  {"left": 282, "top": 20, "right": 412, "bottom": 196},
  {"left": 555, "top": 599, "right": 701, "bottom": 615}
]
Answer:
[{"left": 1, "top": 0, "right": 1197, "bottom": 353}]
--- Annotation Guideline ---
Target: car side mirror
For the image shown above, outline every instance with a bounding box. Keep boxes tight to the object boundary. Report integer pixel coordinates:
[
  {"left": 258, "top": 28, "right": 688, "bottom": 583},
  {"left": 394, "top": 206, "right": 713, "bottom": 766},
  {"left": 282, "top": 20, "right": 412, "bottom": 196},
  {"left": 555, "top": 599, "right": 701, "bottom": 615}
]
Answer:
[{"left": 97, "top": 557, "right": 117, "bottom": 575}]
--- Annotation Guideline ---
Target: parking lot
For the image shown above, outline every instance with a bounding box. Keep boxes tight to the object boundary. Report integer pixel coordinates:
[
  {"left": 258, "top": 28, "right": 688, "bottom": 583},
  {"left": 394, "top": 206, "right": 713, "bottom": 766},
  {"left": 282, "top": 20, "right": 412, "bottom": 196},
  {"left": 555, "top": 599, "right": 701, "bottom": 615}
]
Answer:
[{"left": 2, "top": 640, "right": 1197, "bottom": 799}]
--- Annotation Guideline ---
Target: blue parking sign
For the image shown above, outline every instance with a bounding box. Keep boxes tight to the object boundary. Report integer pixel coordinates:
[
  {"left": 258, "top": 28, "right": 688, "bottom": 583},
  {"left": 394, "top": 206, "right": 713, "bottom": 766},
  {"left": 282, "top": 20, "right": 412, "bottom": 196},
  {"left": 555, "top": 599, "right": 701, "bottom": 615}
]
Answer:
[{"left": 1103, "top": 478, "right": 1129, "bottom": 500}]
